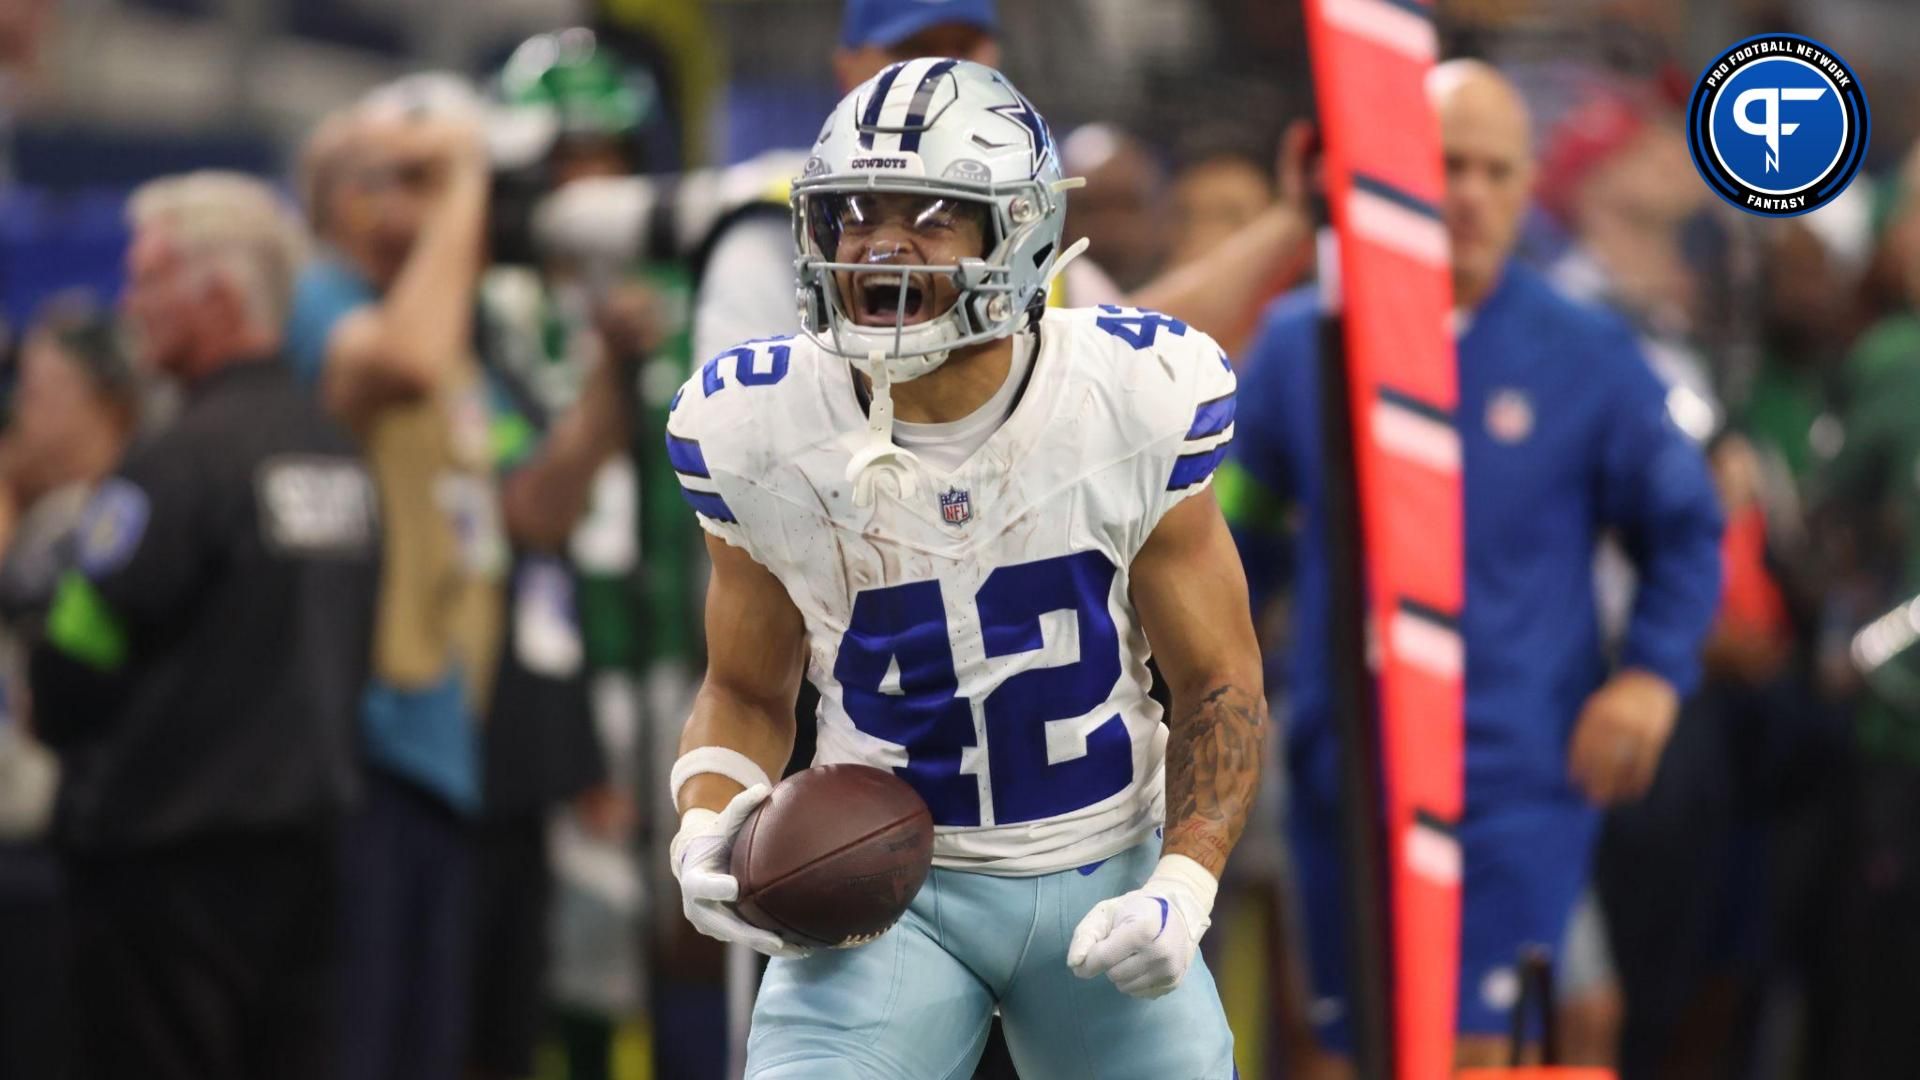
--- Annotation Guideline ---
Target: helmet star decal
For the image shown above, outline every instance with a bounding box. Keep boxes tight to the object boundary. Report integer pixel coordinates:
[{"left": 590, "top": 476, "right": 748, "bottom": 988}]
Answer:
[{"left": 986, "top": 80, "right": 1053, "bottom": 169}]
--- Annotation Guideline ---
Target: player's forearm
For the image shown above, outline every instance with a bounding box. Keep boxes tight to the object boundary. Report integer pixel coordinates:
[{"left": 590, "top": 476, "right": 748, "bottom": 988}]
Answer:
[
  {"left": 499, "top": 365, "right": 630, "bottom": 550},
  {"left": 1125, "top": 205, "right": 1306, "bottom": 343},
  {"left": 372, "top": 167, "right": 488, "bottom": 392},
  {"left": 1162, "top": 681, "right": 1267, "bottom": 877},
  {"left": 675, "top": 681, "right": 797, "bottom": 815}
]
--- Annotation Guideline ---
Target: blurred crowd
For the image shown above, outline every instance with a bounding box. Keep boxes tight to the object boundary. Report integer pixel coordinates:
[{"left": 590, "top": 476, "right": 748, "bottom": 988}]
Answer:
[{"left": 0, "top": 0, "right": 1917, "bottom": 1079}]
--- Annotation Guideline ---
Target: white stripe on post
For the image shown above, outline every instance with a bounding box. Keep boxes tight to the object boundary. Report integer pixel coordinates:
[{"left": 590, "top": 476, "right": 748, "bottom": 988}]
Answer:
[
  {"left": 1320, "top": 0, "right": 1439, "bottom": 62},
  {"left": 1348, "top": 187, "right": 1451, "bottom": 269},
  {"left": 1405, "top": 819, "right": 1462, "bottom": 886},
  {"left": 1371, "top": 399, "right": 1460, "bottom": 474},
  {"left": 1389, "top": 606, "right": 1464, "bottom": 679}
]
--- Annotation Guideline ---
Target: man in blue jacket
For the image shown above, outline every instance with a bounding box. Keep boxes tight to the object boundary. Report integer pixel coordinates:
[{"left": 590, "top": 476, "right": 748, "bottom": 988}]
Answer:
[{"left": 1223, "top": 61, "right": 1723, "bottom": 1070}]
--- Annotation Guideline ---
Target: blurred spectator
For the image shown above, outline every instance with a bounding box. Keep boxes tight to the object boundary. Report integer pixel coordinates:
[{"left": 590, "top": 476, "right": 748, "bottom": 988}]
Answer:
[
  {"left": 1803, "top": 137, "right": 1920, "bottom": 1080},
  {"left": 1590, "top": 206, "right": 1865, "bottom": 1080},
  {"left": 0, "top": 295, "right": 139, "bottom": 1080},
  {"left": 1225, "top": 60, "right": 1724, "bottom": 1071},
  {"left": 0, "top": 300, "right": 141, "bottom": 817},
  {"left": 293, "top": 72, "right": 643, "bottom": 1080},
  {"left": 1164, "top": 129, "right": 1310, "bottom": 359},
  {"left": 1536, "top": 91, "right": 1721, "bottom": 1074},
  {"left": 1592, "top": 427, "right": 1829, "bottom": 1080},
  {"left": 289, "top": 95, "right": 508, "bottom": 1080},
  {"left": 31, "top": 172, "right": 377, "bottom": 1080},
  {"left": 469, "top": 30, "right": 656, "bottom": 1080},
  {"left": 1169, "top": 141, "right": 1274, "bottom": 271},
  {"left": 1061, "top": 123, "right": 1169, "bottom": 293},
  {"left": 467, "top": 337, "right": 633, "bottom": 1080},
  {"left": 0, "top": 0, "right": 50, "bottom": 72},
  {"left": 490, "top": 28, "right": 718, "bottom": 1079},
  {"left": 832, "top": 0, "right": 999, "bottom": 91},
  {"left": 0, "top": 0, "right": 52, "bottom": 178},
  {"left": 1552, "top": 106, "right": 1703, "bottom": 331},
  {"left": 1543, "top": 95, "right": 1717, "bottom": 435},
  {"left": 1855, "top": 131, "right": 1920, "bottom": 331},
  {"left": 1742, "top": 217, "right": 1858, "bottom": 494}
]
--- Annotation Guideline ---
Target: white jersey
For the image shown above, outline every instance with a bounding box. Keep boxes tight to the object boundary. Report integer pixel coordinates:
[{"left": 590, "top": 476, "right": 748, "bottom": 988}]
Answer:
[{"left": 667, "top": 307, "right": 1237, "bottom": 874}]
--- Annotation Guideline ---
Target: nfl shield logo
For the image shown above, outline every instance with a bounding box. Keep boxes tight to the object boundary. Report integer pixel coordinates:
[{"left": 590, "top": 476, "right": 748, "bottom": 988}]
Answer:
[
  {"left": 939, "top": 488, "right": 972, "bottom": 526},
  {"left": 1486, "top": 389, "right": 1534, "bottom": 444}
]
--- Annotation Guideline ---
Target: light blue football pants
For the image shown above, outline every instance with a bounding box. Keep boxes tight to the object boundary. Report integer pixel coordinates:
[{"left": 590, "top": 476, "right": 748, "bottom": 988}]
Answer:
[{"left": 744, "top": 837, "right": 1237, "bottom": 1079}]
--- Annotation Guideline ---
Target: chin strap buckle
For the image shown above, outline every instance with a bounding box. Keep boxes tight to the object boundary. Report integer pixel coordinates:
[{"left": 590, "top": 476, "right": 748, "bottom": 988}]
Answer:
[{"left": 846, "top": 351, "right": 920, "bottom": 507}]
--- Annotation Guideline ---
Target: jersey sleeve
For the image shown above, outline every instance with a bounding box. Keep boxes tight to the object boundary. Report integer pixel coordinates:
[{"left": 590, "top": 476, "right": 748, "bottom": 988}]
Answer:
[
  {"left": 285, "top": 260, "right": 377, "bottom": 386},
  {"left": 1592, "top": 325, "right": 1725, "bottom": 696},
  {"left": 663, "top": 344, "right": 775, "bottom": 560},
  {"left": 1143, "top": 327, "right": 1239, "bottom": 532}
]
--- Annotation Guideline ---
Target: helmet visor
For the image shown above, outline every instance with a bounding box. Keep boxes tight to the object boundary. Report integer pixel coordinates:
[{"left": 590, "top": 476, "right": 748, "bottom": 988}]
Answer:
[
  {"left": 804, "top": 192, "right": 993, "bottom": 266},
  {"left": 804, "top": 192, "right": 994, "bottom": 329}
]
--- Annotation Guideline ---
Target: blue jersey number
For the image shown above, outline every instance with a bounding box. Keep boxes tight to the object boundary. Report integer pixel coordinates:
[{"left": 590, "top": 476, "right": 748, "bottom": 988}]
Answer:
[
  {"left": 1094, "top": 306, "right": 1188, "bottom": 351},
  {"left": 833, "top": 579, "right": 981, "bottom": 825},
  {"left": 701, "top": 339, "right": 792, "bottom": 397},
  {"left": 835, "top": 551, "right": 1132, "bottom": 826}
]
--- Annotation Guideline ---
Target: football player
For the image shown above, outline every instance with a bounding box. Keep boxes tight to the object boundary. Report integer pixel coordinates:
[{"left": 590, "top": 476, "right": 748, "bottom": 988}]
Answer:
[{"left": 665, "top": 60, "right": 1265, "bottom": 1078}]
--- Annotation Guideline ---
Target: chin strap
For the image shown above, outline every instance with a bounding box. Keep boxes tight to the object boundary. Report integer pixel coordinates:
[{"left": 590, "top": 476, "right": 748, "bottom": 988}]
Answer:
[
  {"left": 1044, "top": 235, "right": 1092, "bottom": 293},
  {"left": 846, "top": 352, "right": 921, "bottom": 507}
]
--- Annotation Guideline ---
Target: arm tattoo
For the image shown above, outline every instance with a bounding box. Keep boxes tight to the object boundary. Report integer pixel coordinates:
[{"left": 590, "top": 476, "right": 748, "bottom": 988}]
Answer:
[{"left": 1164, "top": 684, "right": 1267, "bottom": 876}]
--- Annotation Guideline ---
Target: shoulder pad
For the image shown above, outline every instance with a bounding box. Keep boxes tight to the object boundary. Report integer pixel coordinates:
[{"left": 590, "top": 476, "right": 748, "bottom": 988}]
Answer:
[
  {"left": 665, "top": 334, "right": 835, "bottom": 465},
  {"left": 666, "top": 334, "right": 832, "bottom": 533},
  {"left": 1050, "top": 305, "right": 1235, "bottom": 445}
]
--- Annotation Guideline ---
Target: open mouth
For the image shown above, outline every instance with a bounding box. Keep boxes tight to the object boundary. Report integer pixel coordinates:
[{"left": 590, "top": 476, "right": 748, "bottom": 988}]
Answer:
[{"left": 853, "top": 273, "right": 930, "bottom": 326}]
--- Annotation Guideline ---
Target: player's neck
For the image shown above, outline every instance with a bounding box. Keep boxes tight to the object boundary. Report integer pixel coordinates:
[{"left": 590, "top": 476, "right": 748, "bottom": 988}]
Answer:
[{"left": 881, "top": 335, "right": 1017, "bottom": 425}]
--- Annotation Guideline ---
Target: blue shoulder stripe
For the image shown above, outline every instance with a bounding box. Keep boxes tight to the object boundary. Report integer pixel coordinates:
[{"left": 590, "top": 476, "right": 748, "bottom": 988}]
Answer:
[
  {"left": 678, "top": 486, "right": 736, "bottom": 524},
  {"left": 1168, "top": 440, "right": 1233, "bottom": 491},
  {"left": 665, "top": 433, "right": 709, "bottom": 478},
  {"left": 1187, "top": 392, "right": 1236, "bottom": 440}
]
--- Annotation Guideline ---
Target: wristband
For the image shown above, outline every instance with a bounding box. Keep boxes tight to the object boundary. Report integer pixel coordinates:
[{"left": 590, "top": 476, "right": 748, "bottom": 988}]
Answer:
[{"left": 670, "top": 746, "right": 773, "bottom": 810}]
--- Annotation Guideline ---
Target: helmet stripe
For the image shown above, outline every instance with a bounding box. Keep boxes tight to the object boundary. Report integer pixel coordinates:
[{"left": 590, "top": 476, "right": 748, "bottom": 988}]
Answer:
[
  {"left": 858, "top": 61, "right": 909, "bottom": 149},
  {"left": 899, "top": 58, "right": 959, "bottom": 153}
]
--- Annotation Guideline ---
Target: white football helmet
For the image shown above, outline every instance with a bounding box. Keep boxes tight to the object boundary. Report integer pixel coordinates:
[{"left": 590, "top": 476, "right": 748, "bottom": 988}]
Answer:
[{"left": 793, "top": 58, "right": 1080, "bottom": 381}]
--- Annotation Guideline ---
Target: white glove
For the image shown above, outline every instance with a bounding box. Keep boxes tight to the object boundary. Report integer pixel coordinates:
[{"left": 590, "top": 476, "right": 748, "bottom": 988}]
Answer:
[
  {"left": 669, "top": 784, "right": 812, "bottom": 960},
  {"left": 1066, "top": 854, "right": 1217, "bottom": 999}
]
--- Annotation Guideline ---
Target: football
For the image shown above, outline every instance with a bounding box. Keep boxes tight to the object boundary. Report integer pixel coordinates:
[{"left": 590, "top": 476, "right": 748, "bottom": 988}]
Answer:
[{"left": 729, "top": 764, "right": 935, "bottom": 949}]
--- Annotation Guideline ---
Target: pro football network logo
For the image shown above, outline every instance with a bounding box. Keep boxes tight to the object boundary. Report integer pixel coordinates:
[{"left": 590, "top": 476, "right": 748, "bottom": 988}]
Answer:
[
  {"left": 939, "top": 487, "right": 971, "bottom": 526},
  {"left": 1687, "top": 33, "right": 1869, "bottom": 217}
]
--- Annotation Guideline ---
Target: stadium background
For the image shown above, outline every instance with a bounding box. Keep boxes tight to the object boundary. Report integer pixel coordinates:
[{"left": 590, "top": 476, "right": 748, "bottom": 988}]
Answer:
[{"left": 3, "top": 0, "right": 1920, "bottom": 1078}]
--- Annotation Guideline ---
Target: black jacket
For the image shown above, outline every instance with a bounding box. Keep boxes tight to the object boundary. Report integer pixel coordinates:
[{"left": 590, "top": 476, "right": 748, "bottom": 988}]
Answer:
[{"left": 33, "top": 360, "right": 379, "bottom": 849}]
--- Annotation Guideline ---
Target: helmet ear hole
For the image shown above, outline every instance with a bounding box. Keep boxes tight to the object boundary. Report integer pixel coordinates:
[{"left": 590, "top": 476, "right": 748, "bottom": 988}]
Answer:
[{"left": 796, "top": 267, "right": 832, "bottom": 333}]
